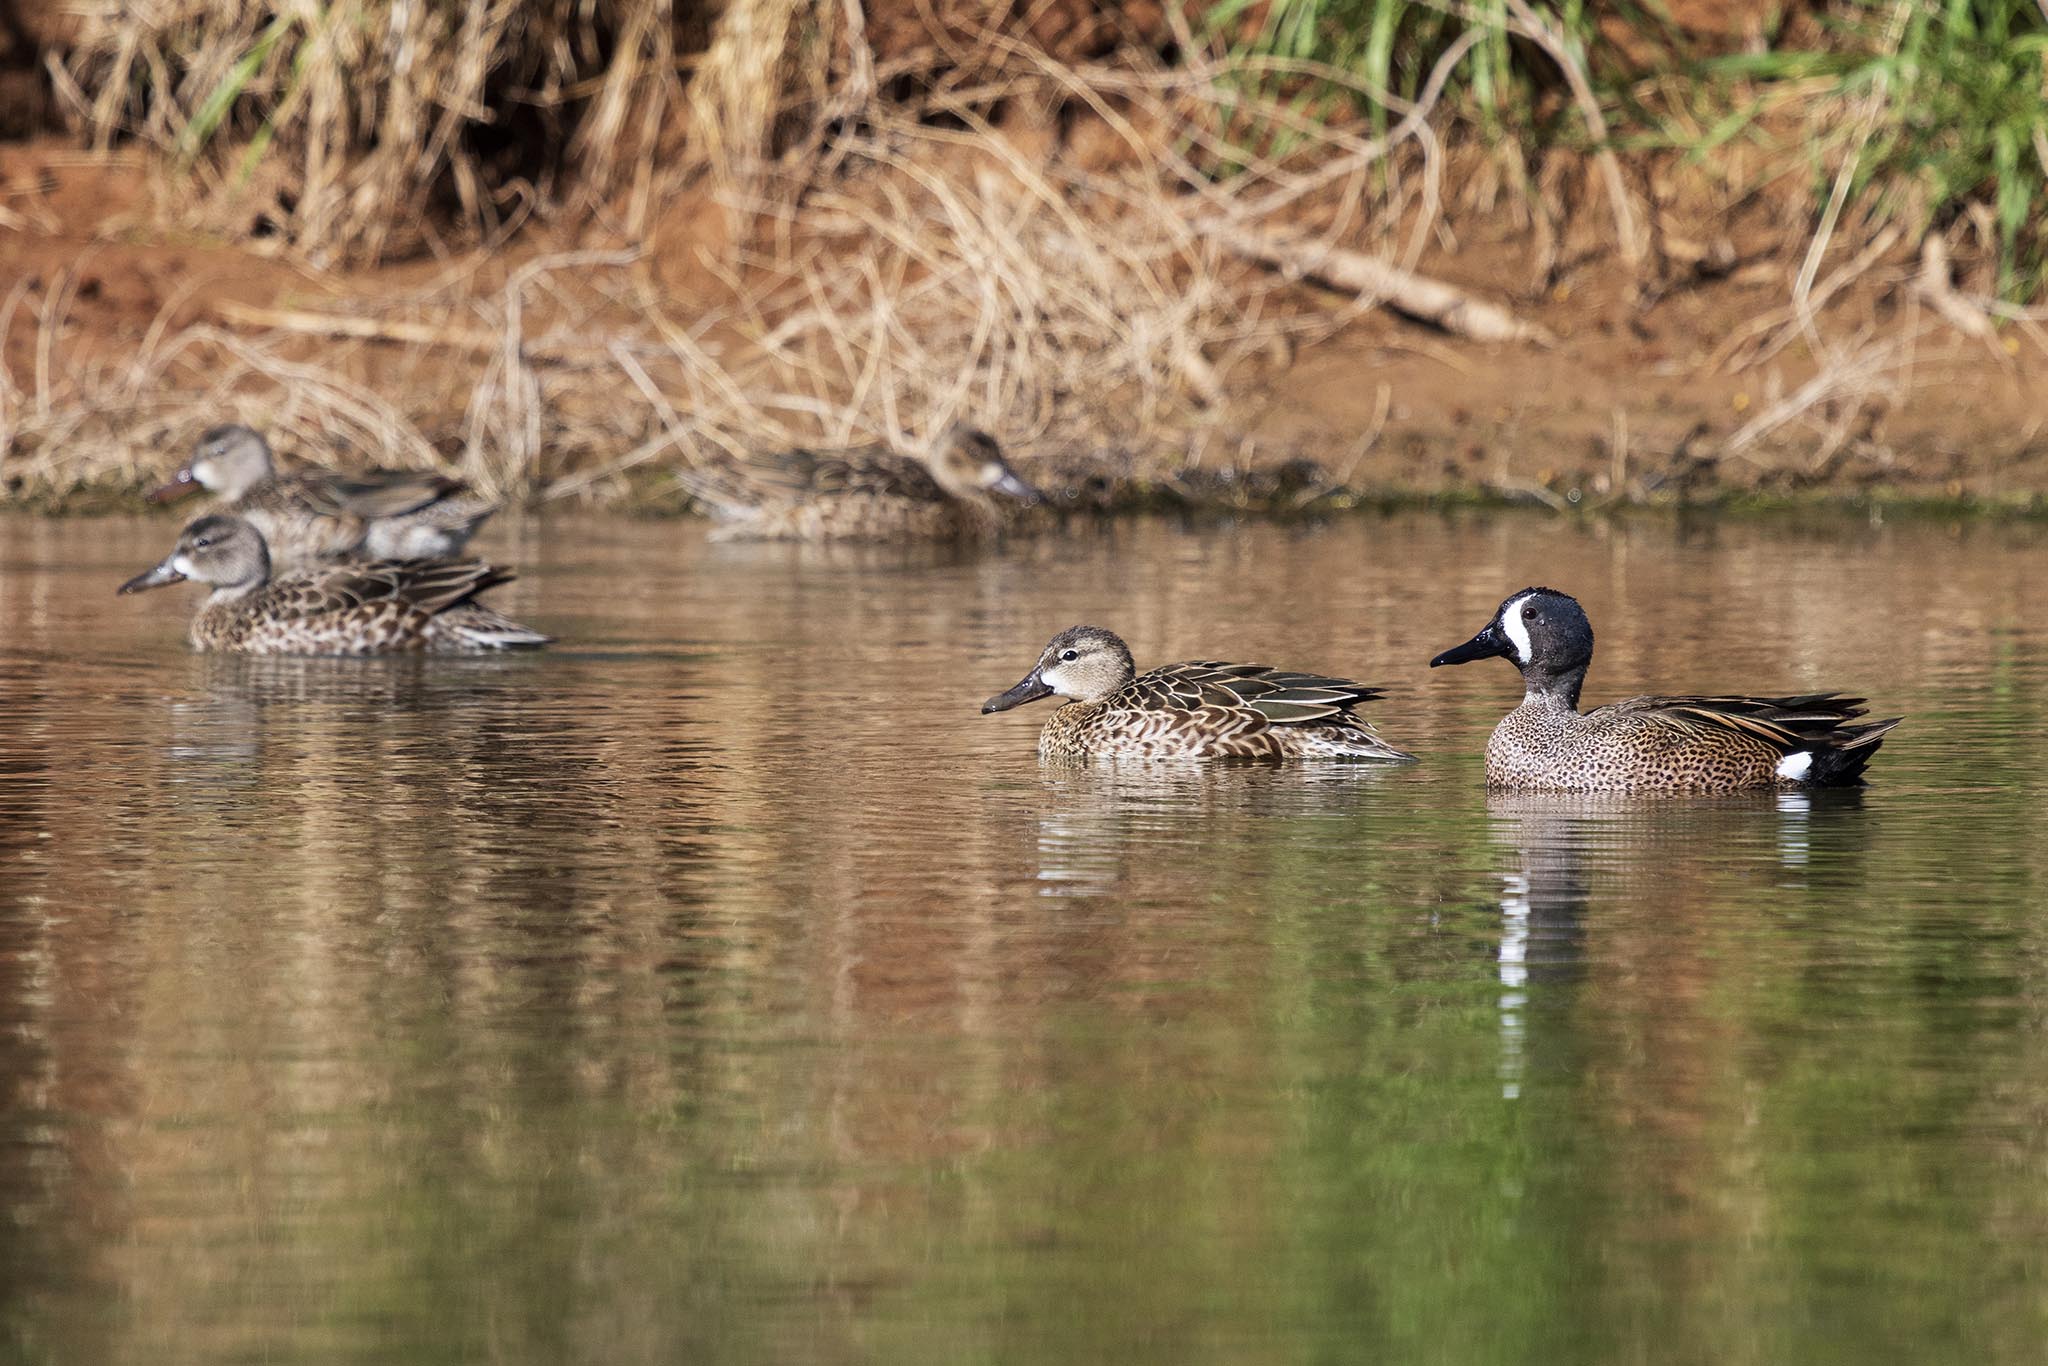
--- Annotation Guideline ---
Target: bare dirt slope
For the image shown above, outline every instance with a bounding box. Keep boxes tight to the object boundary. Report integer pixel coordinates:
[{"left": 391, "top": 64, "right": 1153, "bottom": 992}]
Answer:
[{"left": 3, "top": 129, "right": 2043, "bottom": 511}]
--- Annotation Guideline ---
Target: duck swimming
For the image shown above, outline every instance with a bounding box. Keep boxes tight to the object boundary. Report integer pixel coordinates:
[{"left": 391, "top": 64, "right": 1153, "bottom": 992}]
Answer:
[
  {"left": 678, "top": 424, "right": 1041, "bottom": 542},
  {"left": 1429, "top": 587, "right": 1899, "bottom": 792},
  {"left": 983, "top": 626, "right": 1414, "bottom": 761},
  {"left": 150, "top": 424, "right": 497, "bottom": 566},
  {"left": 118, "top": 515, "right": 548, "bottom": 656}
]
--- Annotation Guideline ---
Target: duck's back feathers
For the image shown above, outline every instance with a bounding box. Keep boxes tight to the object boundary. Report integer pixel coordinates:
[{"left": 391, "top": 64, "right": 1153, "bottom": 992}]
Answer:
[
  {"left": 196, "top": 558, "right": 548, "bottom": 655},
  {"left": 1055, "top": 661, "right": 1411, "bottom": 761},
  {"left": 679, "top": 440, "right": 1037, "bottom": 542},
  {"left": 274, "top": 558, "right": 514, "bottom": 619},
  {"left": 742, "top": 448, "right": 943, "bottom": 502},
  {"left": 226, "top": 466, "right": 495, "bottom": 565},
  {"left": 1134, "top": 662, "right": 1388, "bottom": 726},
  {"left": 298, "top": 468, "right": 471, "bottom": 520}
]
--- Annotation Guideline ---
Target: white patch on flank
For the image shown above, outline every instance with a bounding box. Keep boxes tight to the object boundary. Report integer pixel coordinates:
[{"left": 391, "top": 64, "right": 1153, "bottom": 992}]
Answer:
[
  {"left": 1776, "top": 750, "right": 1814, "bottom": 782},
  {"left": 171, "top": 555, "right": 197, "bottom": 578},
  {"left": 1499, "top": 593, "right": 1535, "bottom": 664}
]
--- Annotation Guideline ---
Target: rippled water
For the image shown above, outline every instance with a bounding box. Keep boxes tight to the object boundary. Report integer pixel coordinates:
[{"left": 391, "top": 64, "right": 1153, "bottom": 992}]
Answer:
[{"left": 4, "top": 510, "right": 2047, "bottom": 1363}]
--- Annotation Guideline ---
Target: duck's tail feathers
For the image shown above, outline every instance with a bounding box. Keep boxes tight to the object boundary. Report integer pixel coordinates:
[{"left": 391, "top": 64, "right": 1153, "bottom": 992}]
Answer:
[
  {"left": 446, "top": 604, "right": 552, "bottom": 650},
  {"left": 1300, "top": 726, "right": 1418, "bottom": 763},
  {"left": 1805, "top": 716, "right": 1903, "bottom": 786}
]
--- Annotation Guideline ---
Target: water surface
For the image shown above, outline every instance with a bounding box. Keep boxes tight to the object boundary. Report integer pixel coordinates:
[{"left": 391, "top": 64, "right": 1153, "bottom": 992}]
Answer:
[{"left": 3, "top": 510, "right": 2046, "bottom": 1363}]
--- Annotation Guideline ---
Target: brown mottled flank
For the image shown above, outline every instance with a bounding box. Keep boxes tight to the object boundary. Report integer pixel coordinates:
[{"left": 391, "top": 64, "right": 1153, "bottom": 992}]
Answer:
[
  {"left": 679, "top": 425, "right": 1042, "bottom": 542},
  {"left": 189, "top": 564, "right": 545, "bottom": 656},
  {"left": 984, "top": 626, "right": 1414, "bottom": 763},
  {"left": 1482, "top": 690, "right": 1893, "bottom": 793},
  {"left": 152, "top": 425, "right": 497, "bottom": 568},
  {"left": 1433, "top": 587, "right": 1899, "bottom": 793},
  {"left": 120, "top": 514, "right": 548, "bottom": 656}
]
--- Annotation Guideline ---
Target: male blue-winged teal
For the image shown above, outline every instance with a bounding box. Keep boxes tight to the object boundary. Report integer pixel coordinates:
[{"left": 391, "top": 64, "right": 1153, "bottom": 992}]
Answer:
[
  {"left": 150, "top": 424, "right": 497, "bottom": 566},
  {"left": 1430, "top": 587, "right": 1900, "bottom": 792},
  {"left": 982, "top": 626, "right": 1415, "bottom": 761},
  {"left": 118, "top": 515, "right": 549, "bottom": 655},
  {"left": 678, "top": 424, "right": 1041, "bottom": 541}
]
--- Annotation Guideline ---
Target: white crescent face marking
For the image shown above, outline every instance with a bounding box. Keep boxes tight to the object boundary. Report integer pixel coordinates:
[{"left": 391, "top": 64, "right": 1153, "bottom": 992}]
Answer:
[
  {"left": 1776, "top": 751, "right": 1814, "bottom": 781},
  {"left": 171, "top": 555, "right": 197, "bottom": 578},
  {"left": 1038, "top": 662, "right": 1074, "bottom": 697},
  {"left": 1499, "top": 593, "right": 1535, "bottom": 665}
]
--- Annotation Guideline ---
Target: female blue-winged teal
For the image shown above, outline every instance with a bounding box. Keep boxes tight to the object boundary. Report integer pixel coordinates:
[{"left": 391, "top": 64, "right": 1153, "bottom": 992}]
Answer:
[
  {"left": 678, "top": 424, "right": 1041, "bottom": 541},
  {"left": 982, "top": 626, "right": 1415, "bottom": 761},
  {"left": 118, "top": 515, "right": 548, "bottom": 655},
  {"left": 150, "top": 424, "right": 497, "bottom": 566},
  {"left": 1430, "top": 587, "right": 1900, "bottom": 792}
]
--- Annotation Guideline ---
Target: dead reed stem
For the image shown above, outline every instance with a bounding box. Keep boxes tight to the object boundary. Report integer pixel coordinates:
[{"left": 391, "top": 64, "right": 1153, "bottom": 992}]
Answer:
[{"left": 16, "top": 0, "right": 2013, "bottom": 507}]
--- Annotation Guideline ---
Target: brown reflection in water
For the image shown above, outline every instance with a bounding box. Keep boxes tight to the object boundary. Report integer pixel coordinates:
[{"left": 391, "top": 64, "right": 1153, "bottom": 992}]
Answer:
[{"left": 0, "top": 510, "right": 2046, "bottom": 1359}]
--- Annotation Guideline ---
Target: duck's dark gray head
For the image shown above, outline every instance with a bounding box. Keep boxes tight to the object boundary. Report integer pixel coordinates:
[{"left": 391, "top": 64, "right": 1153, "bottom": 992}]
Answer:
[
  {"left": 150, "top": 424, "right": 275, "bottom": 504},
  {"left": 929, "top": 425, "right": 1042, "bottom": 505},
  {"left": 982, "top": 625, "right": 1135, "bottom": 713},
  {"left": 1430, "top": 587, "right": 1593, "bottom": 697},
  {"left": 118, "top": 514, "right": 271, "bottom": 596}
]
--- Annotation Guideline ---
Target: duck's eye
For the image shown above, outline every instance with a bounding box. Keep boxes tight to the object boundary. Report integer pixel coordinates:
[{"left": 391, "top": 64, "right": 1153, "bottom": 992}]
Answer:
[
  {"left": 1060, "top": 649, "right": 1078, "bottom": 662},
  {"left": 1522, "top": 606, "right": 1537, "bottom": 621}
]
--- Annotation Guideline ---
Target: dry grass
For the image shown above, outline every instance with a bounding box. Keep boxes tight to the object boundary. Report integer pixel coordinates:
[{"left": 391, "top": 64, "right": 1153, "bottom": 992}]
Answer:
[
  {"left": 14, "top": 1, "right": 1539, "bottom": 502},
  {"left": 10, "top": 2, "right": 2038, "bottom": 507},
  {"left": 47, "top": 0, "right": 686, "bottom": 263}
]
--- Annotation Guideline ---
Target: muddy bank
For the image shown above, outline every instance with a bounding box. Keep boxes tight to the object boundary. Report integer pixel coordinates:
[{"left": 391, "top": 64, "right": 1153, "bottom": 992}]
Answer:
[
  {"left": 5, "top": 132, "right": 2038, "bottom": 519},
  {"left": 2, "top": 0, "right": 2044, "bottom": 520}
]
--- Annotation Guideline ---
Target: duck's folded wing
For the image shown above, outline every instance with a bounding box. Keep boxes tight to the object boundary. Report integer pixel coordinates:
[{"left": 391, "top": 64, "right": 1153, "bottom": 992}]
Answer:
[
  {"left": 277, "top": 560, "right": 511, "bottom": 617},
  {"left": 740, "top": 448, "right": 942, "bottom": 501},
  {"left": 1141, "top": 662, "right": 1386, "bottom": 726},
  {"left": 300, "top": 468, "right": 470, "bottom": 520},
  {"left": 1602, "top": 692, "right": 1886, "bottom": 750}
]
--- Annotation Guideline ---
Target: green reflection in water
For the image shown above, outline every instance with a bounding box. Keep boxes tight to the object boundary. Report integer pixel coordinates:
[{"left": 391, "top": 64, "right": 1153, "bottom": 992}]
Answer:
[{"left": 1, "top": 511, "right": 2046, "bottom": 1363}]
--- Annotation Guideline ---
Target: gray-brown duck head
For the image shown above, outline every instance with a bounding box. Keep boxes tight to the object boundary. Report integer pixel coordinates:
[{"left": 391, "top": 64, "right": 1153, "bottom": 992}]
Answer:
[
  {"left": 119, "top": 514, "right": 272, "bottom": 597},
  {"left": 926, "top": 424, "right": 1041, "bottom": 505},
  {"left": 983, "top": 626, "right": 1136, "bottom": 712},
  {"left": 148, "top": 424, "right": 276, "bottom": 504}
]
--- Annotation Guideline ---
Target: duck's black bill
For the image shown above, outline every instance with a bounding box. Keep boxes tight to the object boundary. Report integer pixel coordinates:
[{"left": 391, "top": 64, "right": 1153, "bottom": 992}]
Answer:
[
  {"left": 993, "top": 471, "right": 1044, "bottom": 505},
  {"left": 1430, "top": 625, "right": 1510, "bottom": 668},
  {"left": 982, "top": 672, "right": 1052, "bottom": 714},
  {"left": 146, "top": 468, "right": 199, "bottom": 505},
  {"left": 117, "top": 560, "right": 185, "bottom": 596}
]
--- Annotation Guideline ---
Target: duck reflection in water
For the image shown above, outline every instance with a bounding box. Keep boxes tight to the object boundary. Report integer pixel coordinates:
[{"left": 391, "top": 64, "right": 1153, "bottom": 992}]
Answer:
[
  {"left": 1028, "top": 762, "right": 1406, "bottom": 901},
  {"left": 1484, "top": 790, "right": 1869, "bottom": 1100}
]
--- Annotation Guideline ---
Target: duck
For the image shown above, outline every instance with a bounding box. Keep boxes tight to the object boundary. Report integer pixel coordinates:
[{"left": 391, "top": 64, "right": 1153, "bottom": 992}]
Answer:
[
  {"left": 982, "top": 626, "right": 1414, "bottom": 761},
  {"left": 149, "top": 424, "right": 497, "bottom": 566},
  {"left": 1429, "top": 587, "right": 1900, "bottom": 792},
  {"left": 117, "top": 514, "right": 549, "bottom": 655},
  {"left": 678, "top": 423, "right": 1041, "bottom": 541}
]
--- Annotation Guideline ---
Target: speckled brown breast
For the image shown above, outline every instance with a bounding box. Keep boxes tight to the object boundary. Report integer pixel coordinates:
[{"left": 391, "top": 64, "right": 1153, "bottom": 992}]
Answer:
[{"left": 1485, "top": 697, "right": 1785, "bottom": 793}]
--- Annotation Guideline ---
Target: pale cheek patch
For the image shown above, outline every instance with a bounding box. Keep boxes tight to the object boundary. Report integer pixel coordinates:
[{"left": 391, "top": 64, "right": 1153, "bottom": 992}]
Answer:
[
  {"left": 1038, "top": 664, "right": 1071, "bottom": 696},
  {"left": 1776, "top": 751, "right": 1814, "bottom": 782},
  {"left": 1500, "top": 594, "right": 1534, "bottom": 664},
  {"left": 171, "top": 555, "right": 197, "bottom": 578}
]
